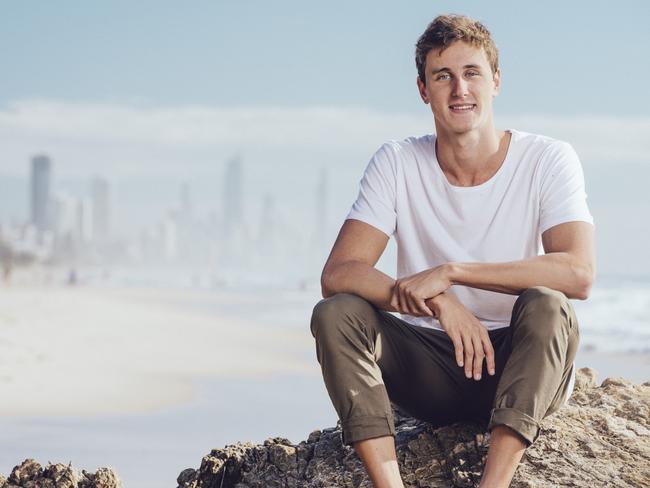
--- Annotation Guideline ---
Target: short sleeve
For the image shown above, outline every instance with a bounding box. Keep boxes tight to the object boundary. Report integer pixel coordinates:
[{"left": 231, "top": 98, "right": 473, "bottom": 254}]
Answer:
[
  {"left": 346, "top": 143, "right": 397, "bottom": 237},
  {"left": 538, "top": 141, "right": 594, "bottom": 234}
]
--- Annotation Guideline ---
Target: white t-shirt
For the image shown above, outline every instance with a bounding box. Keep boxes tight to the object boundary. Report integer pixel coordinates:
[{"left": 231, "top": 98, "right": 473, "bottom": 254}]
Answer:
[{"left": 346, "top": 129, "right": 594, "bottom": 401}]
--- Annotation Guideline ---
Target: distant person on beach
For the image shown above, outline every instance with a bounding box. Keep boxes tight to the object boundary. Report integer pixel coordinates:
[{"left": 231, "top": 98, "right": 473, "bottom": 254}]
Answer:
[{"left": 310, "top": 14, "right": 595, "bottom": 488}]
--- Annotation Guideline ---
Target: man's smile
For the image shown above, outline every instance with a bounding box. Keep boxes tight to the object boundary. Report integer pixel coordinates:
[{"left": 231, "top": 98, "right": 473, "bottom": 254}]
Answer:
[{"left": 449, "top": 103, "right": 476, "bottom": 113}]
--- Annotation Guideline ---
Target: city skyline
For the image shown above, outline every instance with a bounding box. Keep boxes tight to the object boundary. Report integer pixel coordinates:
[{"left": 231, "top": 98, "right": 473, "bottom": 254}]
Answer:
[
  {"left": 1, "top": 2, "right": 648, "bottom": 279},
  {"left": 1, "top": 151, "right": 336, "bottom": 287}
]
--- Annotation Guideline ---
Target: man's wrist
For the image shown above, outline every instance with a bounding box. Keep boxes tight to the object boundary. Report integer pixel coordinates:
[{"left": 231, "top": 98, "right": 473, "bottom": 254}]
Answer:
[
  {"left": 426, "top": 293, "right": 448, "bottom": 318},
  {"left": 441, "top": 262, "right": 460, "bottom": 286}
]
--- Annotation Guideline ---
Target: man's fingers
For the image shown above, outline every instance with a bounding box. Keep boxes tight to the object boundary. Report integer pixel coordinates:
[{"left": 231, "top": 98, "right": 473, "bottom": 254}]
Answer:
[
  {"left": 481, "top": 330, "right": 496, "bottom": 375},
  {"left": 400, "top": 289, "right": 420, "bottom": 316},
  {"left": 471, "top": 335, "right": 485, "bottom": 380},
  {"left": 390, "top": 287, "right": 403, "bottom": 314},
  {"left": 462, "top": 335, "right": 474, "bottom": 379},
  {"left": 389, "top": 291, "right": 399, "bottom": 312},
  {"left": 413, "top": 296, "right": 433, "bottom": 317},
  {"left": 403, "top": 292, "right": 418, "bottom": 315},
  {"left": 450, "top": 332, "right": 464, "bottom": 368}
]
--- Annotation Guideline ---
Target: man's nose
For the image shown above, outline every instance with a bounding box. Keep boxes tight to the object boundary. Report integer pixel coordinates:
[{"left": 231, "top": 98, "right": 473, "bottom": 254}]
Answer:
[{"left": 452, "top": 77, "right": 469, "bottom": 98}]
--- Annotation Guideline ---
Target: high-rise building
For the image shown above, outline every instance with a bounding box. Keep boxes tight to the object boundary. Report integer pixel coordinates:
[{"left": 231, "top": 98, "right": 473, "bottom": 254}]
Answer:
[
  {"left": 314, "top": 167, "right": 329, "bottom": 251},
  {"left": 76, "top": 198, "right": 93, "bottom": 245},
  {"left": 223, "top": 156, "right": 243, "bottom": 237},
  {"left": 257, "top": 193, "right": 276, "bottom": 253},
  {"left": 30, "top": 155, "right": 51, "bottom": 234},
  {"left": 180, "top": 181, "right": 192, "bottom": 221},
  {"left": 91, "top": 177, "right": 110, "bottom": 244},
  {"left": 177, "top": 181, "right": 193, "bottom": 262}
]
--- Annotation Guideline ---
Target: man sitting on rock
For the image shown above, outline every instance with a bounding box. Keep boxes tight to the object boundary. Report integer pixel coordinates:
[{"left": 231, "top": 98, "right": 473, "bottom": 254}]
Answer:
[{"left": 310, "top": 14, "right": 595, "bottom": 488}]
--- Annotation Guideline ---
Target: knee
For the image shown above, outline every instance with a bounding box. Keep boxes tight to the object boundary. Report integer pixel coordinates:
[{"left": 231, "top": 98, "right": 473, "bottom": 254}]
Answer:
[
  {"left": 513, "top": 286, "right": 571, "bottom": 341},
  {"left": 516, "top": 286, "right": 567, "bottom": 315},
  {"left": 310, "top": 293, "right": 374, "bottom": 340}
]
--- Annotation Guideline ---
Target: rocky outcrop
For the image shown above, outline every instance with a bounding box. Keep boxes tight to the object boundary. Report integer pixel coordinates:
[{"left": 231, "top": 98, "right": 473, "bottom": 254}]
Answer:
[
  {"left": 176, "top": 368, "right": 650, "bottom": 488},
  {"left": 0, "top": 459, "right": 121, "bottom": 488},
  {"left": 2, "top": 369, "right": 648, "bottom": 487}
]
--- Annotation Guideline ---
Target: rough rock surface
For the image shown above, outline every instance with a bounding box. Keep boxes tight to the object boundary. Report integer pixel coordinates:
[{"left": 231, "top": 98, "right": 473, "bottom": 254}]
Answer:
[
  {"left": 176, "top": 368, "right": 650, "bottom": 488},
  {"left": 0, "top": 459, "right": 122, "bottom": 488}
]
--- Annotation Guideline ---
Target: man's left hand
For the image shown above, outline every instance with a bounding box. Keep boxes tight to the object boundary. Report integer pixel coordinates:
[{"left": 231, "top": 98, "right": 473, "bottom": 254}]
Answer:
[{"left": 390, "top": 264, "right": 452, "bottom": 316}]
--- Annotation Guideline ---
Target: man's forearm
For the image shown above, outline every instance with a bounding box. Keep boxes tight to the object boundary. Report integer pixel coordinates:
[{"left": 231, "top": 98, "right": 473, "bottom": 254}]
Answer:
[
  {"left": 322, "top": 260, "right": 450, "bottom": 315},
  {"left": 321, "top": 261, "right": 399, "bottom": 311},
  {"left": 445, "top": 252, "right": 594, "bottom": 299}
]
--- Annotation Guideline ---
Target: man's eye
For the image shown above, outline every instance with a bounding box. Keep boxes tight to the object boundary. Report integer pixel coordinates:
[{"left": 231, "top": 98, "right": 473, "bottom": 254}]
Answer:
[
  {"left": 467, "top": 71, "right": 480, "bottom": 77},
  {"left": 436, "top": 73, "right": 450, "bottom": 81}
]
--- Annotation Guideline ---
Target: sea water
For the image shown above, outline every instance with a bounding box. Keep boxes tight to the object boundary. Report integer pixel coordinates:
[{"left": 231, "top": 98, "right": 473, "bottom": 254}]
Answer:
[{"left": 62, "top": 265, "right": 650, "bottom": 354}]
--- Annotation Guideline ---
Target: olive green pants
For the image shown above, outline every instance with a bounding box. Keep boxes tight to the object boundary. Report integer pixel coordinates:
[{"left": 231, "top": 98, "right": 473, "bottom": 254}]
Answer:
[{"left": 309, "top": 287, "right": 579, "bottom": 446}]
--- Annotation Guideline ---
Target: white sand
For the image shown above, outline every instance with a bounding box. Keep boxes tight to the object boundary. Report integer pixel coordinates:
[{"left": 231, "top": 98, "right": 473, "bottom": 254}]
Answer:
[
  {"left": 1, "top": 283, "right": 647, "bottom": 418},
  {"left": 0, "top": 285, "right": 318, "bottom": 416}
]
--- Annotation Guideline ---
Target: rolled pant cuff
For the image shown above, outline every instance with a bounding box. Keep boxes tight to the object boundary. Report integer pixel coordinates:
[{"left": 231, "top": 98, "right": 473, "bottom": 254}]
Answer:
[
  {"left": 488, "top": 407, "right": 540, "bottom": 446},
  {"left": 341, "top": 414, "right": 396, "bottom": 446}
]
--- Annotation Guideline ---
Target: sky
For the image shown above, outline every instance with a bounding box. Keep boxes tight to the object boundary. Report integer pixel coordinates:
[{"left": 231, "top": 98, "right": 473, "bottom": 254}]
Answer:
[
  {"left": 2, "top": 0, "right": 649, "bottom": 114},
  {"left": 0, "top": 0, "right": 649, "bottom": 275}
]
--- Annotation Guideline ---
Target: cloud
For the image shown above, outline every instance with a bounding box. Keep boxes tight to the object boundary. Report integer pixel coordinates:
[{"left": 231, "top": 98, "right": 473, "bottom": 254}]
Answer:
[
  {"left": 0, "top": 98, "right": 427, "bottom": 148},
  {"left": 0, "top": 99, "right": 647, "bottom": 179}
]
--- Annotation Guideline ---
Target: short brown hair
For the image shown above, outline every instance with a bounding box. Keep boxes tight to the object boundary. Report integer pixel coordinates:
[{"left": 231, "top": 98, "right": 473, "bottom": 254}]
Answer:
[{"left": 415, "top": 14, "right": 499, "bottom": 84}]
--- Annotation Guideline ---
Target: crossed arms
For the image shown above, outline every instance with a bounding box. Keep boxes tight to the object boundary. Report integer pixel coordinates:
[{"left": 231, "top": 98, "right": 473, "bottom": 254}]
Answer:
[{"left": 320, "top": 218, "right": 596, "bottom": 381}]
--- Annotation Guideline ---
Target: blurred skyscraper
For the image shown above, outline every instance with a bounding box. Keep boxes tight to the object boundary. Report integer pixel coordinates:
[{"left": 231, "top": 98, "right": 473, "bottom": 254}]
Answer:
[
  {"left": 257, "top": 193, "right": 276, "bottom": 257},
  {"left": 177, "top": 181, "right": 193, "bottom": 261},
  {"left": 76, "top": 198, "right": 93, "bottom": 245},
  {"left": 180, "top": 181, "right": 192, "bottom": 222},
  {"left": 313, "top": 167, "right": 329, "bottom": 257},
  {"left": 30, "top": 155, "right": 52, "bottom": 234},
  {"left": 223, "top": 156, "right": 243, "bottom": 237},
  {"left": 91, "top": 177, "right": 110, "bottom": 245}
]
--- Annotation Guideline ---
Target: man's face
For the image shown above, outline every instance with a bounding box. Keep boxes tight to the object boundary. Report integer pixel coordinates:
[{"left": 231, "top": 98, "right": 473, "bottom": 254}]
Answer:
[{"left": 417, "top": 41, "right": 500, "bottom": 136}]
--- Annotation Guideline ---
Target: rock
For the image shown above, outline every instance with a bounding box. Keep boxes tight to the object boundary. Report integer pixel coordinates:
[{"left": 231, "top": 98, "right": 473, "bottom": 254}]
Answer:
[
  {"left": 0, "top": 459, "right": 122, "bottom": 488},
  {"left": 177, "top": 368, "right": 650, "bottom": 488},
  {"left": 2, "top": 368, "right": 648, "bottom": 487}
]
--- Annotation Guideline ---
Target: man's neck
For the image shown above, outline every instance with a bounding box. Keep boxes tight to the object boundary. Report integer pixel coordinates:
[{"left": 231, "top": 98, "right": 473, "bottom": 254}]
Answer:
[{"left": 435, "top": 124, "right": 510, "bottom": 187}]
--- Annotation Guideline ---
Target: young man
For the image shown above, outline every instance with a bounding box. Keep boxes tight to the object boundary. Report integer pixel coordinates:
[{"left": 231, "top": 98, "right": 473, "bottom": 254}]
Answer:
[{"left": 310, "top": 14, "right": 595, "bottom": 488}]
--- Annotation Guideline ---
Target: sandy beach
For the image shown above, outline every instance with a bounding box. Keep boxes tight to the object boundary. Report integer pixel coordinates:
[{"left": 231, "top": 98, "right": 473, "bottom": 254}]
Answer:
[
  {"left": 1, "top": 283, "right": 648, "bottom": 417},
  {"left": 0, "top": 282, "right": 648, "bottom": 487},
  {"left": 0, "top": 284, "right": 319, "bottom": 416}
]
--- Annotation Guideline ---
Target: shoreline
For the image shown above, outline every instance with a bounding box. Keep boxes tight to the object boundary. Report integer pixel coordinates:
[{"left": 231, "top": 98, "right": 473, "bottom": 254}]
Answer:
[
  {"left": 1, "top": 284, "right": 648, "bottom": 416},
  {"left": 574, "top": 350, "right": 650, "bottom": 385},
  {"left": 0, "top": 285, "right": 316, "bottom": 416}
]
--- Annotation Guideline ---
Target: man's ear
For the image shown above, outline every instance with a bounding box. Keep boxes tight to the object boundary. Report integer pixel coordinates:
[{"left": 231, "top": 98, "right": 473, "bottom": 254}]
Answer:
[
  {"left": 417, "top": 76, "right": 429, "bottom": 104},
  {"left": 492, "top": 68, "right": 501, "bottom": 97}
]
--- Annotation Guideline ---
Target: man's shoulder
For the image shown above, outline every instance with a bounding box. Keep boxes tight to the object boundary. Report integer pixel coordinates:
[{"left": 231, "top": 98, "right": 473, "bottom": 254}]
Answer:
[
  {"left": 372, "top": 134, "right": 434, "bottom": 165},
  {"left": 510, "top": 129, "right": 573, "bottom": 154},
  {"left": 509, "top": 130, "right": 581, "bottom": 180}
]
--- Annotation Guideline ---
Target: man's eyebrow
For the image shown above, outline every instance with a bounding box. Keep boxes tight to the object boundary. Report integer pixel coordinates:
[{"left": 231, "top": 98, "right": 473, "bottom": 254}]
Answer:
[{"left": 430, "top": 64, "right": 483, "bottom": 74}]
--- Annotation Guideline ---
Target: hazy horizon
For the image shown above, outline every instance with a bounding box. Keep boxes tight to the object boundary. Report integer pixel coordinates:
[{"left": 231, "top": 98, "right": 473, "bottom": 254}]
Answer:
[{"left": 1, "top": 1, "right": 649, "bottom": 278}]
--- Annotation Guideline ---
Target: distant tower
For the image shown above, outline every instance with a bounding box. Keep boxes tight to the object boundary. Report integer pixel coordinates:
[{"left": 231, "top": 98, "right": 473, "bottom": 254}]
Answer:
[
  {"left": 91, "top": 177, "right": 110, "bottom": 244},
  {"left": 223, "top": 156, "right": 243, "bottom": 237},
  {"left": 30, "top": 155, "right": 52, "bottom": 233},
  {"left": 76, "top": 198, "right": 93, "bottom": 244},
  {"left": 177, "top": 181, "right": 193, "bottom": 261},
  {"left": 257, "top": 193, "right": 276, "bottom": 253},
  {"left": 180, "top": 181, "right": 192, "bottom": 220},
  {"left": 314, "top": 167, "right": 329, "bottom": 250},
  {"left": 162, "top": 211, "right": 178, "bottom": 261}
]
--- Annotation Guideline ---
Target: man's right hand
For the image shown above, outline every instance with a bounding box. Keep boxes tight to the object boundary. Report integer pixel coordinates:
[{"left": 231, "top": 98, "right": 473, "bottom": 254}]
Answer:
[{"left": 425, "top": 293, "right": 496, "bottom": 381}]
